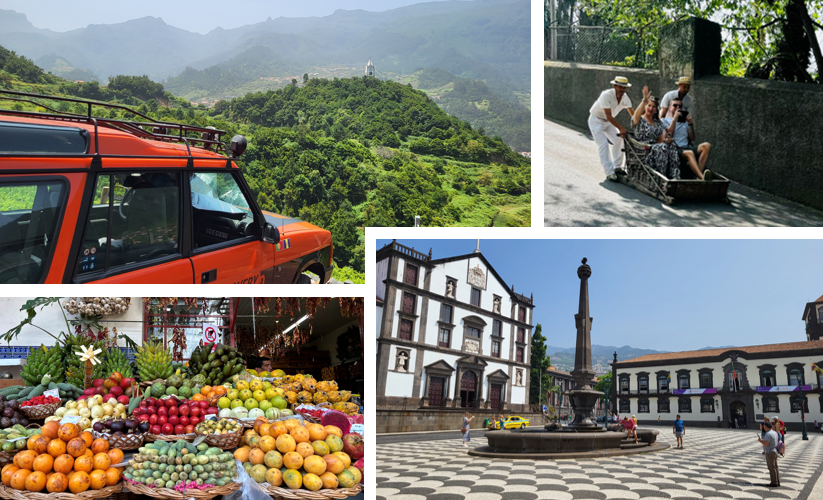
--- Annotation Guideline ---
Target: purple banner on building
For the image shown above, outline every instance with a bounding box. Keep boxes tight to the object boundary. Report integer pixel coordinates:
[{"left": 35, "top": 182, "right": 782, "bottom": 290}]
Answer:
[
  {"left": 672, "top": 388, "right": 717, "bottom": 395},
  {"left": 756, "top": 385, "right": 811, "bottom": 393}
]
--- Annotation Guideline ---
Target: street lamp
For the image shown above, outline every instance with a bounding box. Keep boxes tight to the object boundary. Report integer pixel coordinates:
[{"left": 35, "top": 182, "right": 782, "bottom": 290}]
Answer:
[{"left": 801, "top": 389, "right": 809, "bottom": 441}]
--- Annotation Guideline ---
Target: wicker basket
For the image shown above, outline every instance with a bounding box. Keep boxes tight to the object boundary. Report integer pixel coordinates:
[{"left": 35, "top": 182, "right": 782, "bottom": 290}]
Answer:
[
  {"left": 145, "top": 433, "right": 195, "bottom": 443},
  {"left": 19, "top": 401, "right": 61, "bottom": 420},
  {"left": 260, "top": 483, "right": 362, "bottom": 499},
  {"left": 0, "top": 483, "right": 123, "bottom": 500},
  {"left": 122, "top": 479, "right": 240, "bottom": 500},
  {"left": 92, "top": 429, "right": 145, "bottom": 450},
  {"left": 195, "top": 418, "right": 242, "bottom": 450}
]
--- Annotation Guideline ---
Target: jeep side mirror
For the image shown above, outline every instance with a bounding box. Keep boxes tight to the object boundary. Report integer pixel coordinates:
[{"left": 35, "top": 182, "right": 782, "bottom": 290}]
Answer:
[{"left": 262, "top": 223, "right": 280, "bottom": 244}]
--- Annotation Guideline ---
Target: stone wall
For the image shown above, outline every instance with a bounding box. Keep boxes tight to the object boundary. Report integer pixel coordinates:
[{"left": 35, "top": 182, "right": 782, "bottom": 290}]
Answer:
[
  {"left": 544, "top": 17, "right": 823, "bottom": 211},
  {"left": 377, "top": 409, "right": 545, "bottom": 434}
]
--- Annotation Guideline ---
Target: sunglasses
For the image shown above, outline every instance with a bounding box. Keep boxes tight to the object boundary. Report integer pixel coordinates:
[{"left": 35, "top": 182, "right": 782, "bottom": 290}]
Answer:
[{"left": 671, "top": 104, "right": 682, "bottom": 108}]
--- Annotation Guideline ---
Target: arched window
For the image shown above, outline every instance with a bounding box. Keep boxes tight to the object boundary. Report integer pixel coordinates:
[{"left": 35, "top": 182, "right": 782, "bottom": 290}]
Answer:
[
  {"left": 760, "top": 369, "right": 775, "bottom": 387},
  {"left": 701, "top": 397, "right": 714, "bottom": 413},
  {"left": 763, "top": 396, "right": 779, "bottom": 413},
  {"left": 638, "top": 374, "right": 649, "bottom": 393},
  {"left": 657, "top": 373, "right": 669, "bottom": 392},
  {"left": 619, "top": 399, "right": 630, "bottom": 413},
  {"left": 638, "top": 399, "right": 650, "bottom": 413},
  {"left": 698, "top": 369, "right": 713, "bottom": 389},
  {"left": 658, "top": 399, "right": 670, "bottom": 413},
  {"left": 678, "top": 396, "right": 692, "bottom": 413},
  {"left": 788, "top": 368, "right": 804, "bottom": 386},
  {"left": 619, "top": 375, "right": 630, "bottom": 394},
  {"left": 678, "top": 373, "right": 690, "bottom": 389},
  {"left": 790, "top": 394, "right": 809, "bottom": 413}
]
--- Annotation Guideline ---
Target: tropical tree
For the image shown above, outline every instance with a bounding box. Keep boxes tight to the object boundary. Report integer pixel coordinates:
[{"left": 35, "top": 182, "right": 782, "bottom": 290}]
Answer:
[
  {"left": 571, "top": 0, "right": 823, "bottom": 81},
  {"left": 529, "top": 324, "right": 553, "bottom": 410}
]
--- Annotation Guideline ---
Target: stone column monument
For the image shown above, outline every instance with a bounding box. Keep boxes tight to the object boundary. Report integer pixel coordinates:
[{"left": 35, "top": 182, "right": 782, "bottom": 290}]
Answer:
[{"left": 567, "top": 258, "right": 604, "bottom": 430}]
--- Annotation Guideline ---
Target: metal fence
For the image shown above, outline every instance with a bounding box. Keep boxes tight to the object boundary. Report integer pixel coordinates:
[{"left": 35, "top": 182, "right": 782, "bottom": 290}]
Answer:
[{"left": 545, "top": 25, "right": 657, "bottom": 68}]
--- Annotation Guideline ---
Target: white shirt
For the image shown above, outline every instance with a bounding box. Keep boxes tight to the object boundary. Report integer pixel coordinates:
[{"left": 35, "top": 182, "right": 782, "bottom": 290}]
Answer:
[
  {"left": 589, "top": 89, "right": 633, "bottom": 120},
  {"left": 661, "top": 90, "right": 693, "bottom": 118}
]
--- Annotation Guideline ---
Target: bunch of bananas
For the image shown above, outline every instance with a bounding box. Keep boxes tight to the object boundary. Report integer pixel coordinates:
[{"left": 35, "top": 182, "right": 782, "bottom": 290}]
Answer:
[
  {"left": 21, "top": 344, "right": 64, "bottom": 386},
  {"left": 135, "top": 340, "right": 173, "bottom": 381},
  {"left": 63, "top": 334, "right": 108, "bottom": 387},
  {"left": 105, "top": 347, "right": 134, "bottom": 378}
]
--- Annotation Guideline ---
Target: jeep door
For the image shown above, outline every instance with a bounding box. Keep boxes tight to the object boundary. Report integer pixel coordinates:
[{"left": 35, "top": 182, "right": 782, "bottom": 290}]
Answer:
[{"left": 186, "top": 171, "right": 275, "bottom": 284}]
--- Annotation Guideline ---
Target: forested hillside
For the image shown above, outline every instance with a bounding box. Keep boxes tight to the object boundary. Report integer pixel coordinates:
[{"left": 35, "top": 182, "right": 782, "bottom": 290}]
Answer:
[{"left": 0, "top": 48, "right": 531, "bottom": 282}]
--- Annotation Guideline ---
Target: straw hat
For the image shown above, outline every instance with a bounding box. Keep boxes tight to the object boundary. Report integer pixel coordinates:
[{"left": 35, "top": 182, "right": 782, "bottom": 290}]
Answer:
[
  {"left": 610, "top": 76, "right": 632, "bottom": 87},
  {"left": 675, "top": 76, "right": 692, "bottom": 86}
]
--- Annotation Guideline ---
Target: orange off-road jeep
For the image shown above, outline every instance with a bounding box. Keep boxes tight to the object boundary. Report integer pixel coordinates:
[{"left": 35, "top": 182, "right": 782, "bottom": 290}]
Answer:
[{"left": 0, "top": 90, "right": 333, "bottom": 284}]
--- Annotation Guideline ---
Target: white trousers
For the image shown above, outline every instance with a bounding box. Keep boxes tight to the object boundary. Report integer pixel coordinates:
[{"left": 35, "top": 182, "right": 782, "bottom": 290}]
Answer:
[{"left": 588, "top": 115, "right": 625, "bottom": 176}]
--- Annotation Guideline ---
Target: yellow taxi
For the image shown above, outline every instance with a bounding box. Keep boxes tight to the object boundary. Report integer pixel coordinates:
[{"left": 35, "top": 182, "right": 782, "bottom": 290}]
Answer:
[{"left": 489, "top": 416, "right": 530, "bottom": 429}]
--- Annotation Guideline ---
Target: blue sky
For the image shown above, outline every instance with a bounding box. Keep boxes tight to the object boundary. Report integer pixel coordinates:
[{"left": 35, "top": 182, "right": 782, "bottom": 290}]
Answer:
[
  {"left": 378, "top": 239, "right": 823, "bottom": 352},
  {"left": 0, "top": 0, "right": 453, "bottom": 34}
]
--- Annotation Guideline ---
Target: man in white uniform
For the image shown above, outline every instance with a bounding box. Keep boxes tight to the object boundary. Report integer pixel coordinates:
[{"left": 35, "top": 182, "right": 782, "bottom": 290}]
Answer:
[
  {"left": 588, "top": 76, "right": 635, "bottom": 180},
  {"left": 660, "top": 76, "right": 693, "bottom": 119}
]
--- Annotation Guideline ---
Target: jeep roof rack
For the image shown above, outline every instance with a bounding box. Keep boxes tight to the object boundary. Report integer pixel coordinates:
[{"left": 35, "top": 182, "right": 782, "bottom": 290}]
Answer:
[{"left": 0, "top": 89, "right": 243, "bottom": 166}]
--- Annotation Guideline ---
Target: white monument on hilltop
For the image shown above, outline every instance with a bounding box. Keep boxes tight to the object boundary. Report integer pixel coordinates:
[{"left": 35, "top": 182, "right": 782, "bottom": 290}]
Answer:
[{"left": 365, "top": 58, "right": 375, "bottom": 77}]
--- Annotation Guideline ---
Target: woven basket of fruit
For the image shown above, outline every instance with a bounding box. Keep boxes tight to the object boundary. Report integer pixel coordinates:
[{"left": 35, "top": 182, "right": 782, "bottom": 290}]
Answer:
[
  {"left": 19, "top": 400, "right": 61, "bottom": 420},
  {"left": 260, "top": 483, "right": 362, "bottom": 500},
  {"left": 0, "top": 482, "right": 123, "bottom": 500},
  {"left": 145, "top": 433, "right": 195, "bottom": 443},
  {"left": 122, "top": 480, "right": 239, "bottom": 500},
  {"left": 195, "top": 418, "right": 242, "bottom": 450},
  {"left": 92, "top": 430, "right": 144, "bottom": 451}
]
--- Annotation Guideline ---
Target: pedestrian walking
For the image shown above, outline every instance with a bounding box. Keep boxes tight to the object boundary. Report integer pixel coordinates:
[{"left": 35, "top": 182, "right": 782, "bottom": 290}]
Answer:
[
  {"left": 814, "top": 420, "right": 818, "bottom": 432},
  {"left": 673, "top": 414, "right": 685, "bottom": 449},
  {"left": 758, "top": 420, "right": 780, "bottom": 487},
  {"left": 587, "top": 76, "right": 636, "bottom": 181},
  {"left": 632, "top": 414, "right": 637, "bottom": 427},
  {"left": 658, "top": 415, "right": 661, "bottom": 425},
  {"left": 461, "top": 412, "right": 474, "bottom": 447},
  {"left": 498, "top": 414, "right": 505, "bottom": 431},
  {"left": 772, "top": 417, "right": 785, "bottom": 456}
]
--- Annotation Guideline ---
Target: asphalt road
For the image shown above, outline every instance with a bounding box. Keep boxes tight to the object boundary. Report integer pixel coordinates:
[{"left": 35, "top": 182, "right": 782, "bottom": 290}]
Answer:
[{"left": 544, "top": 118, "right": 823, "bottom": 226}]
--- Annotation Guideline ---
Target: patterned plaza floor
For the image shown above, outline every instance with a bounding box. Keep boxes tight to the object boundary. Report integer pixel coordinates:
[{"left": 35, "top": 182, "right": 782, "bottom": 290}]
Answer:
[{"left": 376, "top": 428, "right": 823, "bottom": 500}]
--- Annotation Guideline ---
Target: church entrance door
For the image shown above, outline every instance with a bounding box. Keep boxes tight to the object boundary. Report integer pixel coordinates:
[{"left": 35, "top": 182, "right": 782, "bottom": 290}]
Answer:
[
  {"left": 730, "top": 401, "right": 747, "bottom": 428},
  {"left": 460, "top": 371, "right": 477, "bottom": 408}
]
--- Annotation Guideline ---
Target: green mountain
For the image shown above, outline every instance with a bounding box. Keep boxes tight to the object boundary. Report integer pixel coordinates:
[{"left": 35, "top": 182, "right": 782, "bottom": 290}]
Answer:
[
  {"left": 35, "top": 54, "right": 99, "bottom": 82},
  {"left": 164, "top": 46, "right": 300, "bottom": 101},
  {"left": 406, "top": 67, "right": 530, "bottom": 151},
  {"left": 0, "top": 45, "right": 59, "bottom": 85},
  {"left": 546, "top": 344, "right": 667, "bottom": 373}
]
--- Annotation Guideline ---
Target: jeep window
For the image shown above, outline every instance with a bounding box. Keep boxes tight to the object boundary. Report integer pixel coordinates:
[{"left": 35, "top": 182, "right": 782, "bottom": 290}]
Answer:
[
  {"left": 189, "top": 172, "right": 257, "bottom": 249},
  {"left": 76, "top": 172, "right": 181, "bottom": 277},
  {"left": 0, "top": 180, "right": 65, "bottom": 283}
]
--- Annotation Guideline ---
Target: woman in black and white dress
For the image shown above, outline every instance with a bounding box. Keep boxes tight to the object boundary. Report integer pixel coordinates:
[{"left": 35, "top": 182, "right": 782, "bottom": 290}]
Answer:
[{"left": 631, "top": 86, "right": 681, "bottom": 180}]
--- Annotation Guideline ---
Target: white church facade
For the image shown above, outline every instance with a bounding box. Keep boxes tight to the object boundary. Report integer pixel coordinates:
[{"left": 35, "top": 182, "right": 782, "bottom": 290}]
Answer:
[{"left": 375, "top": 240, "right": 535, "bottom": 412}]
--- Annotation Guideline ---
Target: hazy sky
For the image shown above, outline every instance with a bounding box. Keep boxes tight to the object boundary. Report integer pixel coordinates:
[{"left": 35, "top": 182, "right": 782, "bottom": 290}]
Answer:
[
  {"left": 0, "top": 0, "right": 454, "bottom": 34},
  {"left": 378, "top": 239, "right": 823, "bottom": 353}
]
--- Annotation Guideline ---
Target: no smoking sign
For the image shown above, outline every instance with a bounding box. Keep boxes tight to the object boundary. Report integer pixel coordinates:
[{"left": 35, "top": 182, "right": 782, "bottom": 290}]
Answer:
[{"left": 202, "top": 324, "right": 219, "bottom": 349}]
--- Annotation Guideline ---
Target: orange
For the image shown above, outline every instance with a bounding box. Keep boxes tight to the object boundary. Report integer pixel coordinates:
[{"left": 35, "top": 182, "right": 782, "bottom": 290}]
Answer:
[
  {"left": 319, "top": 471, "right": 338, "bottom": 489},
  {"left": 41, "top": 421, "right": 60, "bottom": 440},
  {"left": 88, "top": 470, "right": 107, "bottom": 490},
  {"left": 295, "top": 442, "right": 314, "bottom": 459},
  {"left": 104, "top": 467, "right": 121, "bottom": 486},
  {"left": 27, "top": 435, "right": 40, "bottom": 451},
  {"left": 53, "top": 454, "right": 74, "bottom": 474},
  {"left": 259, "top": 423, "right": 272, "bottom": 437},
  {"left": 73, "top": 455, "right": 93, "bottom": 473},
  {"left": 46, "top": 472, "right": 68, "bottom": 493},
  {"left": 68, "top": 471, "right": 90, "bottom": 493},
  {"left": 276, "top": 434, "right": 297, "bottom": 454},
  {"left": 90, "top": 438, "right": 109, "bottom": 455},
  {"left": 107, "top": 449, "right": 124, "bottom": 466},
  {"left": 253, "top": 418, "right": 267, "bottom": 435},
  {"left": 283, "top": 451, "right": 303, "bottom": 470},
  {"left": 323, "top": 425, "right": 342, "bottom": 438},
  {"left": 65, "top": 471, "right": 75, "bottom": 482},
  {"left": 213, "top": 385, "right": 227, "bottom": 395},
  {"left": 233, "top": 448, "right": 250, "bottom": 463},
  {"left": 290, "top": 426, "right": 310, "bottom": 444},
  {"left": 58, "top": 423, "right": 80, "bottom": 442},
  {"left": 66, "top": 438, "right": 87, "bottom": 458},
  {"left": 47, "top": 438, "right": 67, "bottom": 458},
  {"left": 283, "top": 419, "right": 300, "bottom": 433},
  {"left": 79, "top": 431, "right": 93, "bottom": 448},
  {"left": 10, "top": 469, "right": 31, "bottom": 490},
  {"left": 269, "top": 421, "right": 288, "bottom": 438},
  {"left": 24, "top": 470, "right": 46, "bottom": 492},
  {"left": 33, "top": 436, "right": 51, "bottom": 455},
  {"left": 192, "top": 394, "right": 205, "bottom": 401},
  {"left": 200, "top": 386, "right": 212, "bottom": 396},
  {"left": 259, "top": 435, "right": 276, "bottom": 453},
  {"left": 93, "top": 453, "right": 111, "bottom": 471},
  {"left": 248, "top": 448, "right": 265, "bottom": 466},
  {"left": 16, "top": 451, "right": 37, "bottom": 470},
  {"left": 2, "top": 465, "right": 19, "bottom": 486},
  {"left": 83, "top": 448, "right": 94, "bottom": 459},
  {"left": 306, "top": 423, "right": 327, "bottom": 441},
  {"left": 32, "top": 454, "right": 53, "bottom": 473}
]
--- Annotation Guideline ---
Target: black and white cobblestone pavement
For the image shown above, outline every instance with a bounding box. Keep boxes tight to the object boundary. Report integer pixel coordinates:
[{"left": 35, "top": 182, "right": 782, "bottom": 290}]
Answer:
[{"left": 376, "top": 428, "right": 823, "bottom": 500}]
